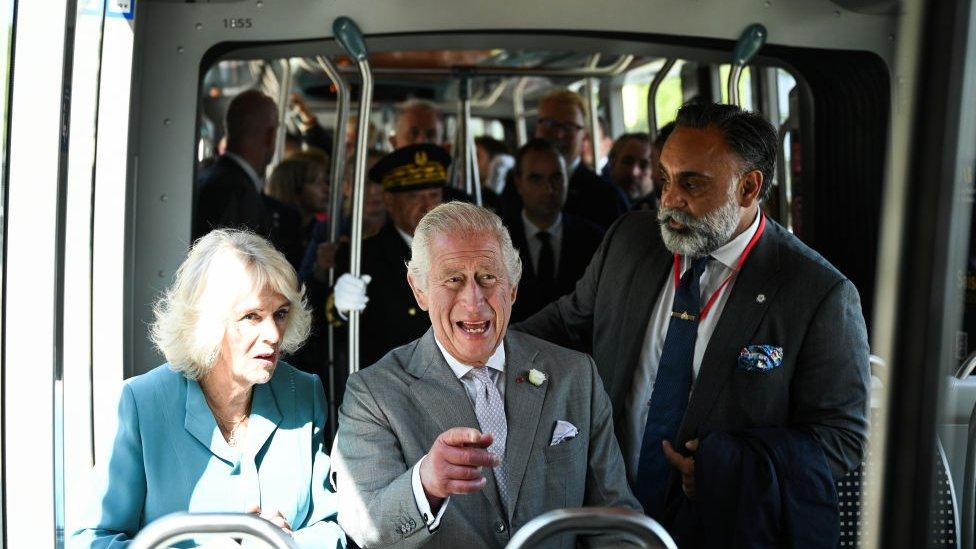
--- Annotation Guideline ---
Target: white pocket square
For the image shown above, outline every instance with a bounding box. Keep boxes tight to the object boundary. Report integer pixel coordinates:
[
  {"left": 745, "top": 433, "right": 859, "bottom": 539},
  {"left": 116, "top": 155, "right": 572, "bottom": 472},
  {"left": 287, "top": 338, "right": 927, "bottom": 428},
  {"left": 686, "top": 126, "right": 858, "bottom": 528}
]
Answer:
[{"left": 550, "top": 420, "right": 579, "bottom": 446}]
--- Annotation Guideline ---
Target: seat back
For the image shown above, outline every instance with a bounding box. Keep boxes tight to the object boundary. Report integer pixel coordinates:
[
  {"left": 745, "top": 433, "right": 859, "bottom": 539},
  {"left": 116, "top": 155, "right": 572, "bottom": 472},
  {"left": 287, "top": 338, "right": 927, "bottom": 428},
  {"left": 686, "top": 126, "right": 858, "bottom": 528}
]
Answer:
[{"left": 836, "top": 439, "right": 958, "bottom": 548}]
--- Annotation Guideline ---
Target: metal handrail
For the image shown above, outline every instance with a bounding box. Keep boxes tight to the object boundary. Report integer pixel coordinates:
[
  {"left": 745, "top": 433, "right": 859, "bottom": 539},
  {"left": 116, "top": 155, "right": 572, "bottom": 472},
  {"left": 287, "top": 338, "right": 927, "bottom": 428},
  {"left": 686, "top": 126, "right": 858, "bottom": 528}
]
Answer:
[
  {"left": 333, "top": 16, "right": 373, "bottom": 375},
  {"left": 315, "top": 54, "right": 351, "bottom": 439},
  {"left": 728, "top": 24, "right": 767, "bottom": 107},
  {"left": 130, "top": 512, "right": 298, "bottom": 549},
  {"left": 456, "top": 76, "right": 476, "bottom": 200},
  {"left": 584, "top": 54, "right": 602, "bottom": 171},
  {"left": 472, "top": 78, "right": 508, "bottom": 109},
  {"left": 647, "top": 58, "right": 676, "bottom": 140},
  {"left": 271, "top": 58, "right": 294, "bottom": 169},
  {"left": 956, "top": 349, "right": 976, "bottom": 379},
  {"left": 505, "top": 507, "right": 677, "bottom": 549},
  {"left": 728, "top": 64, "right": 745, "bottom": 107},
  {"left": 513, "top": 77, "right": 531, "bottom": 146},
  {"left": 337, "top": 54, "right": 635, "bottom": 79}
]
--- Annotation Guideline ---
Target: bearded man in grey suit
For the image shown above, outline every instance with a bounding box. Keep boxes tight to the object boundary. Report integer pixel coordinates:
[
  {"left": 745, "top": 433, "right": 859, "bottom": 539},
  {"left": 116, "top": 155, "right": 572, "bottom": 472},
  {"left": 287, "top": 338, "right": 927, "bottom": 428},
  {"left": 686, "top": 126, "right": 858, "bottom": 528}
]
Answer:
[
  {"left": 331, "top": 201, "right": 640, "bottom": 548},
  {"left": 516, "top": 103, "right": 870, "bottom": 522}
]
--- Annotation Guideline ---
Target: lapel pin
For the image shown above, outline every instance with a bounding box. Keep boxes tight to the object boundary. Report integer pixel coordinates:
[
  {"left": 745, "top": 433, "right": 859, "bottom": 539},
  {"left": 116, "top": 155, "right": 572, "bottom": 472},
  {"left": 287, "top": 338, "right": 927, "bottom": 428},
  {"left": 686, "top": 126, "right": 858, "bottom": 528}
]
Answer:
[{"left": 756, "top": 294, "right": 766, "bottom": 303}]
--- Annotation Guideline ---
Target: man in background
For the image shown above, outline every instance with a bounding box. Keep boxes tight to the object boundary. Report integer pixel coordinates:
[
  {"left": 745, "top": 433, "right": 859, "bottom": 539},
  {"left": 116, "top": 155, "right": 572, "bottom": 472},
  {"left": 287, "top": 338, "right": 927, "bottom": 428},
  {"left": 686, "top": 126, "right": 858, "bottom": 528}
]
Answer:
[{"left": 194, "top": 89, "right": 303, "bottom": 266}]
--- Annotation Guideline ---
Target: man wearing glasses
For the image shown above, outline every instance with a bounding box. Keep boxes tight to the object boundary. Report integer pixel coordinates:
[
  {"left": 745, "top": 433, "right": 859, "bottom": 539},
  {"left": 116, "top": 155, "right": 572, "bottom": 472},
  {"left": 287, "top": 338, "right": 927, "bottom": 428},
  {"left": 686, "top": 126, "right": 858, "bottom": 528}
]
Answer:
[{"left": 534, "top": 89, "right": 629, "bottom": 230}]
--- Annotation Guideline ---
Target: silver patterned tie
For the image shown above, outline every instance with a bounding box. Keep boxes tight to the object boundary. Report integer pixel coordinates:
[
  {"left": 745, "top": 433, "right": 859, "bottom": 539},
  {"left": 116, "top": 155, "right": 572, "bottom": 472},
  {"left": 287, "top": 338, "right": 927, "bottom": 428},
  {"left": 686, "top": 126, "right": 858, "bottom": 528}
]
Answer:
[{"left": 470, "top": 366, "right": 510, "bottom": 511}]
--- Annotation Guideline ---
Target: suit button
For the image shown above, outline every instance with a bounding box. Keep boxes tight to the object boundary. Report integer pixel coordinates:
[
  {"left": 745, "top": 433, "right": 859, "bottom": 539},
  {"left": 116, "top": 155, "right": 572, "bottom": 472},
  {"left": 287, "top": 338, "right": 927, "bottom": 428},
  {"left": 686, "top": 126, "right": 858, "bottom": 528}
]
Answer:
[{"left": 494, "top": 521, "right": 505, "bottom": 533}]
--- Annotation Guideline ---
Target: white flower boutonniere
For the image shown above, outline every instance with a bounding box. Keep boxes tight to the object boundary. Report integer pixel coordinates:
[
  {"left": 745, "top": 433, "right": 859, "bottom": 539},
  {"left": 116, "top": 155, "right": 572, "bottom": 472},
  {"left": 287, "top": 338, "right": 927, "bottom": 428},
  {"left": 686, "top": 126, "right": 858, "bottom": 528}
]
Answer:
[{"left": 527, "top": 369, "right": 547, "bottom": 387}]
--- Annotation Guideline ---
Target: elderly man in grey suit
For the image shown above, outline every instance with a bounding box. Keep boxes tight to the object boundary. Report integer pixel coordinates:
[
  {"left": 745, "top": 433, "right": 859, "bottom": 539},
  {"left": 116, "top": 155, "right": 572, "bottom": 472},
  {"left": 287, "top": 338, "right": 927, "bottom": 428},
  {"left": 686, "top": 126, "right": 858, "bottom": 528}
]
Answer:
[
  {"left": 516, "top": 103, "right": 870, "bottom": 521},
  {"left": 331, "top": 201, "right": 640, "bottom": 548}
]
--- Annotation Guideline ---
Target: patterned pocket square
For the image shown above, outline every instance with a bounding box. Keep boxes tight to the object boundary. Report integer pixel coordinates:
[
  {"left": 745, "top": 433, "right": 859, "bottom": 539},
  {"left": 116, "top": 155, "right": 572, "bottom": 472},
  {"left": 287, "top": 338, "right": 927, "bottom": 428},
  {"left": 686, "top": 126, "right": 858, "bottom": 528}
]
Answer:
[{"left": 738, "top": 344, "right": 783, "bottom": 372}]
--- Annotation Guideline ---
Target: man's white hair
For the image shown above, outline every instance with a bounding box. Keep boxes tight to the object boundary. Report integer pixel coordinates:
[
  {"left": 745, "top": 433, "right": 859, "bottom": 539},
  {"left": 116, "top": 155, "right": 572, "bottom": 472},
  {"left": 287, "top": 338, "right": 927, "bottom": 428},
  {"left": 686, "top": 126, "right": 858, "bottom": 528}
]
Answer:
[
  {"left": 407, "top": 201, "right": 522, "bottom": 290},
  {"left": 150, "top": 229, "right": 311, "bottom": 380},
  {"left": 396, "top": 98, "right": 439, "bottom": 119}
]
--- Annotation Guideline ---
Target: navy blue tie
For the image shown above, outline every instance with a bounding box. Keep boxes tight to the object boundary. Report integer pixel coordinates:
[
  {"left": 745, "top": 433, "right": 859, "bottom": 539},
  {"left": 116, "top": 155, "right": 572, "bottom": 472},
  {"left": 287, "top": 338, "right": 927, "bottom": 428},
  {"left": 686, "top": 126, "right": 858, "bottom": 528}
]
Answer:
[{"left": 635, "top": 255, "right": 711, "bottom": 518}]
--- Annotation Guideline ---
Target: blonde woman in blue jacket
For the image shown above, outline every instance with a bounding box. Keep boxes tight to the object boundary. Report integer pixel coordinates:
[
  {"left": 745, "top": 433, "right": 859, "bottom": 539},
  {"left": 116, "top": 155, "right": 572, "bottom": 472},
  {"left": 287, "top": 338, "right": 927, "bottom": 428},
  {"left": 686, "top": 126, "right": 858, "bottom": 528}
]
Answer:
[{"left": 73, "top": 229, "right": 346, "bottom": 548}]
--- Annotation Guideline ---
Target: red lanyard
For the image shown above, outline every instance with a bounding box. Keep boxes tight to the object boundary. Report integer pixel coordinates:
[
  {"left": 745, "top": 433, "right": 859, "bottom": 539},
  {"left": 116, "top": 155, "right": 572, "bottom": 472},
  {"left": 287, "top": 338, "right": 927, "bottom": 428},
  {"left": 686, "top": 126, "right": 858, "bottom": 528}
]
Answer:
[{"left": 672, "top": 213, "right": 767, "bottom": 321}]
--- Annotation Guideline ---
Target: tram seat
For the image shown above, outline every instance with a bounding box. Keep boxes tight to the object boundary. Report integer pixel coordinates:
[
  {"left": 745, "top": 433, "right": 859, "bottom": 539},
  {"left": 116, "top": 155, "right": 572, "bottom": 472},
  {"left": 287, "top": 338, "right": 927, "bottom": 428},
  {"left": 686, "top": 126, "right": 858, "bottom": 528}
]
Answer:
[{"left": 836, "top": 434, "right": 958, "bottom": 547}]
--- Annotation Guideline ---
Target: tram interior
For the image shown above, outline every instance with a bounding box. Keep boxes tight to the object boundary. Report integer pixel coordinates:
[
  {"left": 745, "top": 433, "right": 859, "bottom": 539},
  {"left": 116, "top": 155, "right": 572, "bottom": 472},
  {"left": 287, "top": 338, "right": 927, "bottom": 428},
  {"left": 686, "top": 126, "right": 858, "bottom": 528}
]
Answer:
[{"left": 8, "top": 0, "right": 976, "bottom": 546}]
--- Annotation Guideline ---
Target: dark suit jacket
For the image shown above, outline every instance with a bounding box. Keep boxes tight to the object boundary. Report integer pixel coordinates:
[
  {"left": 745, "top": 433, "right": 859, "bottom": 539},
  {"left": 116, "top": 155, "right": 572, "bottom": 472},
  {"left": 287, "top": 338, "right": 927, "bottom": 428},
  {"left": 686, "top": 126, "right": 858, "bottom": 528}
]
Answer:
[
  {"left": 515, "top": 211, "right": 870, "bottom": 480},
  {"left": 670, "top": 428, "right": 839, "bottom": 548},
  {"left": 194, "top": 155, "right": 303, "bottom": 268},
  {"left": 505, "top": 212, "right": 605, "bottom": 322},
  {"left": 306, "top": 221, "right": 430, "bottom": 371},
  {"left": 564, "top": 165, "right": 630, "bottom": 230},
  {"left": 497, "top": 165, "right": 629, "bottom": 231}
]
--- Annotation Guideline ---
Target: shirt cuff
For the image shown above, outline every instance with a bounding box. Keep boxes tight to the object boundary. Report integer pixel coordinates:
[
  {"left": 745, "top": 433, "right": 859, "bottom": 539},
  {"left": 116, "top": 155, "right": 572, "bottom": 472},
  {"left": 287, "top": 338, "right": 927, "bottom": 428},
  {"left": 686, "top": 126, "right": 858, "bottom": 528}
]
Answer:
[{"left": 412, "top": 454, "right": 449, "bottom": 531}]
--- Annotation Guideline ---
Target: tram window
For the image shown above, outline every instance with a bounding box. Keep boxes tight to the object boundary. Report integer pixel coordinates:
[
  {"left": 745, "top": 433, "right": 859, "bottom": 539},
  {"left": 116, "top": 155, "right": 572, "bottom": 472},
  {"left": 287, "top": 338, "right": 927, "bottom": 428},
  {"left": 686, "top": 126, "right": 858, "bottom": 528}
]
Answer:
[
  {"left": 470, "top": 118, "right": 505, "bottom": 141},
  {"left": 776, "top": 68, "right": 797, "bottom": 125},
  {"left": 620, "top": 59, "right": 685, "bottom": 133},
  {"left": 958, "top": 181, "right": 976, "bottom": 365}
]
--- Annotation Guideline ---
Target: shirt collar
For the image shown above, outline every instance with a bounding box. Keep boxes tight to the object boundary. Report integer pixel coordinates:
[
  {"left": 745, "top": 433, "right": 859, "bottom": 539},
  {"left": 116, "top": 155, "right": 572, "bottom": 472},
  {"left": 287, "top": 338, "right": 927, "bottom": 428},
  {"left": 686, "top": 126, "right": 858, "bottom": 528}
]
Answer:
[
  {"left": 709, "top": 209, "right": 762, "bottom": 270},
  {"left": 434, "top": 336, "right": 506, "bottom": 380},
  {"left": 224, "top": 152, "right": 263, "bottom": 192},
  {"left": 567, "top": 156, "right": 581, "bottom": 175},
  {"left": 521, "top": 209, "right": 563, "bottom": 238},
  {"left": 395, "top": 225, "right": 413, "bottom": 247}
]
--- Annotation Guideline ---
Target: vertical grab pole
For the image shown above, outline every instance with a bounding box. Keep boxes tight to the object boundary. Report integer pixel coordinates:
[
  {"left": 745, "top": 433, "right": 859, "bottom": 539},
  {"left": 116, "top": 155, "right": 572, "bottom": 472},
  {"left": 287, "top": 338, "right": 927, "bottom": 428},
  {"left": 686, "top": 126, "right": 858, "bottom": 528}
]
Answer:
[
  {"left": 513, "top": 77, "right": 529, "bottom": 146},
  {"left": 457, "top": 75, "right": 482, "bottom": 205},
  {"left": 315, "top": 54, "right": 351, "bottom": 439},
  {"left": 728, "top": 65, "right": 744, "bottom": 107},
  {"left": 585, "top": 54, "right": 601, "bottom": 171},
  {"left": 646, "top": 58, "right": 676, "bottom": 140},
  {"left": 728, "top": 24, "right": 767, "bottom": 107},
  {"left": 272, "top": 58, "right": 294, "bottom": 171},
  {"left": 333, "top": 16, "right": 373, "bottom": 375},
  {"left": 469, "top": 127, "right": 482, "bottom": 206}
]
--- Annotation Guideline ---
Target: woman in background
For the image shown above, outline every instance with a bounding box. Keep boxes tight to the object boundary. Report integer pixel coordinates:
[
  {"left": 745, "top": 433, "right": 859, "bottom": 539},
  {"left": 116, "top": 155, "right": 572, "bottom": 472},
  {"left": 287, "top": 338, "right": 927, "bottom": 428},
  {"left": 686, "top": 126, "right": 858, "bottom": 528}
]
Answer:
[{"left": 266, "top": 149, "right": 331, "bottom": 250}]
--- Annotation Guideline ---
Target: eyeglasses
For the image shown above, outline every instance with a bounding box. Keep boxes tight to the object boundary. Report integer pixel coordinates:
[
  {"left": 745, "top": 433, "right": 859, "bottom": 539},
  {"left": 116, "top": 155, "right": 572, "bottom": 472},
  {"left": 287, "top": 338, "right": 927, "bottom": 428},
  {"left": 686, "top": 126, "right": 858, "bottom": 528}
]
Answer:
[{"left": 537, "top": 118, "right": 584, "bottom": 134}]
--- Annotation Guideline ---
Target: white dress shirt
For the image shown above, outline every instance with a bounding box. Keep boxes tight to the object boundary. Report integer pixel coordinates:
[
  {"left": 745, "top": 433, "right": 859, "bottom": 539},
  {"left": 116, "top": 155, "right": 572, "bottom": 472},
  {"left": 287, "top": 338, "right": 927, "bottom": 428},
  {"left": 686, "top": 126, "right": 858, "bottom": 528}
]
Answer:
[
  {"left": 223, "top": 152, "right": 263, "bottom": 193},
  {"left": 522, "top": 211, "right": 563, "bottom": 277},
  {"left": 411, "top": 338, "right": 507, "bottom": 530},
  {"left": 395, "top": 225, "right": 413, "bottom": 247},
  {"left": 567, "top": 156, "right": 582, "bottom": 176},
  {"left": 623, "top": 211, "right": 762, "bottom": 481}
]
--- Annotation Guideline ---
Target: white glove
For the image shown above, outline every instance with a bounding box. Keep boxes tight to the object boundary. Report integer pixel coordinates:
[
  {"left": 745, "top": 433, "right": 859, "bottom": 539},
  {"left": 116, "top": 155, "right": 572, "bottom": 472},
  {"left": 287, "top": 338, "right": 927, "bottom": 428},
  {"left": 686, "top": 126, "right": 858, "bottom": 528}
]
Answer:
[{"left": 334, "top": 273, "right": 371, "bottom": 316}]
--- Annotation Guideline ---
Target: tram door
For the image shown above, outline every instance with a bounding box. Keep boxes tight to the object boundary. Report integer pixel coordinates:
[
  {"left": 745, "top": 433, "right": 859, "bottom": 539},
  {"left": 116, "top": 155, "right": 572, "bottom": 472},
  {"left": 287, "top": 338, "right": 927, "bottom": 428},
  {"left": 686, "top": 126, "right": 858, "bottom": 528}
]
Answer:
[{"left": 1, "top": 0, "right": 136, "bottom": 546}]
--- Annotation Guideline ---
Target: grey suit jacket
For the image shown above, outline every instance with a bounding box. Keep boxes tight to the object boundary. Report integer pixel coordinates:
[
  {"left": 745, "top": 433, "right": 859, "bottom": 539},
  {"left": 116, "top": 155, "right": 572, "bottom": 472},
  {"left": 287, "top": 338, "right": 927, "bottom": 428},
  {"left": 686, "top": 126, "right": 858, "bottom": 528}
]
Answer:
[
  {"left": 515, "top": 211, "right": 870, "bottom": 480},
  {"left": 331, "top": 329, "right": 640, "bottom": 548}
]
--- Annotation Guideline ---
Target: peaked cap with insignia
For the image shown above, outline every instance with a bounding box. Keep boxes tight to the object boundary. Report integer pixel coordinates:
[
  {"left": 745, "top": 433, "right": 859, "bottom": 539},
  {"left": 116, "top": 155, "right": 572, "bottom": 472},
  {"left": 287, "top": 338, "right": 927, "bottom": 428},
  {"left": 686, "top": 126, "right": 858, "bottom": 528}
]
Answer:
[{"left": 368, "top": 144, "right": 452, "bottom": 193}]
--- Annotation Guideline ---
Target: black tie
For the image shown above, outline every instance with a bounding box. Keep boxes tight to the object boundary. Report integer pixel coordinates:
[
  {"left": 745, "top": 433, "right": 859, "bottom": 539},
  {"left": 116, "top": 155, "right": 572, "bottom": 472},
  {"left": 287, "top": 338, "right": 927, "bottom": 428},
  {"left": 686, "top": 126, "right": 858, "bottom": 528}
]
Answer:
[{"left": 536, "top": 231, "right": 555, "bottom": 284}]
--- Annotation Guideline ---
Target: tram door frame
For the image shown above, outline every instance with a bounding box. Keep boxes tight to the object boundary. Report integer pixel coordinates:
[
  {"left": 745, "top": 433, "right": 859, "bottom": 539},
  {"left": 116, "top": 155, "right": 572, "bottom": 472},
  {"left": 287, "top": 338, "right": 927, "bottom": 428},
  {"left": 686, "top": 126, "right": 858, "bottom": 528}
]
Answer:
[{"left": 1, "top": 0, "right": 137, "bottom": 546}]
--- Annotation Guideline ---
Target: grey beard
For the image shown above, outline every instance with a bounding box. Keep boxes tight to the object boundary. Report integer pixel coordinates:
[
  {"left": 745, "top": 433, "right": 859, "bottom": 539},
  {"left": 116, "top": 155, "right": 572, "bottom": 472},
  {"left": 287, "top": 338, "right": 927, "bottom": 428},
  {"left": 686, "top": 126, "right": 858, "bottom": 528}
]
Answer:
[{"left": 657, "top": 197, "right": 740, "bottom": 257}]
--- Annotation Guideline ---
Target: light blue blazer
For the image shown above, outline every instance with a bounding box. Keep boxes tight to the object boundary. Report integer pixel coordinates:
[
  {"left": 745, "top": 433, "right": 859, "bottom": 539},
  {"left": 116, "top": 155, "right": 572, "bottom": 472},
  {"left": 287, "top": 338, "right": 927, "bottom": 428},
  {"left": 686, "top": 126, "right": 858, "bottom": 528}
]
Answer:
[{"left": 71, "top": 362, "right": 346, "bottom": 548}]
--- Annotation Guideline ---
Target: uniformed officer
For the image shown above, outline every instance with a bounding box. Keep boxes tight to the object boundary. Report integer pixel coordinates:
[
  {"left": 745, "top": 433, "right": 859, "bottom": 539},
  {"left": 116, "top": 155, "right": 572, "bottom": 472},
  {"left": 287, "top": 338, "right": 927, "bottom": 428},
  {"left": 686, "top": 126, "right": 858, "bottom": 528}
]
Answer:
[{"left": 331, "top": 144, "right": 450, "bottom": 368}]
